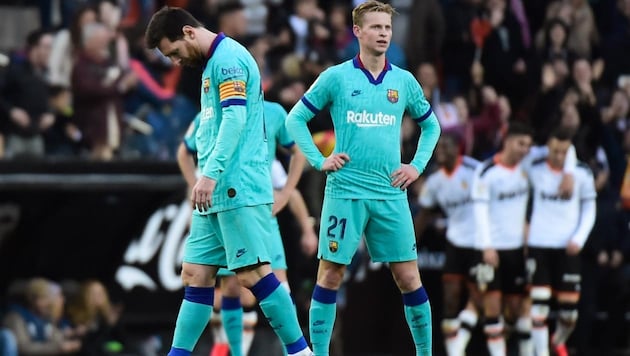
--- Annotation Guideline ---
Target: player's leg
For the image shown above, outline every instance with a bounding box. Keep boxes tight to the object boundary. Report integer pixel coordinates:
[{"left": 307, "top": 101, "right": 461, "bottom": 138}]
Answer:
[
  {"left": 311, "top": 198, "right": 366, "bottom": 356},
  {"left": 474, "top": 255, "right": 505, "bottom": 356},
  {"left": 265, "top": 217, "right": 291, "bottom": 355},
  {"left": 365, "top": 199, "right": 431, "bottom": 356},
  {"left": 528, "top": 248, "right": 552, "bottom": 356},
  {"left": 218, "top": 274, "right": 243, "bottom": 356},
  {"left": 452, "top": 248, "right": 483, "bottom": 355},
  {"left": 240, "top": 288, "right": 258, "bottom": 356},
  {"left": 502, "top": 249, "right": 532, "bottom": 356},
  {"left": 551, "top": 250, "right": 581, "bottom": 356},
  {"left": 209, "top": 276, "right": 228, "bottom": 356},
  {"left": 219, "top": 205, "right": 312, "bottom": 356},
  {"left": 169, "top": 213, "right": 223, "bottom": 356}
]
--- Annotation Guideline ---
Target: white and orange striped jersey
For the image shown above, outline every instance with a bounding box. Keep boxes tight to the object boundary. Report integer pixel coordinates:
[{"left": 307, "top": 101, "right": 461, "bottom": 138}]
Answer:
[{"left": 419, "top": 156, "right": 480, "bottom": 248}]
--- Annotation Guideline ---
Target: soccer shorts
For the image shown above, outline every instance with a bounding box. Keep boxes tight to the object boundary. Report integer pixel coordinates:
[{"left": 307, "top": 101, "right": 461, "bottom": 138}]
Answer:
[
  {"left": 476, "top": 248, "right": 527, "bottom": 295},
  {"left": 318, "top": 197, "right": 417, "bottom": 265},
  {"left": 443, "top": 240, "right": 480, "bottom": 283},
  {"left": 216, "top": 216, "right": 287, "bottom": 276},
  {"left": 183, "top": 204, "right": 272, "bottom": 270},
  {"left": 527, "top": 247, "right": 580, "bottom": 293}
]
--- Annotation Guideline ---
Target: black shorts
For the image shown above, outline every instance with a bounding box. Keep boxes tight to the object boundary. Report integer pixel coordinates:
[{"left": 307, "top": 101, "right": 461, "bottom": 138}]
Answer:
[
  {"left": 527, "top": 247, "right": 581, "bottom": 293},
  {"left": 443, "top": 240, "right": 480, "bottom": 283},
  {"left": 475, "top": 248, "right": 527, "bottom": 295}
]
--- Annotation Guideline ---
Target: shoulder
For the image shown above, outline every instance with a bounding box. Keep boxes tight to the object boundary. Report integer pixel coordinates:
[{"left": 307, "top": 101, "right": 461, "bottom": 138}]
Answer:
[
  {"left": 532, "top": 156, "right": 547, "bottom": 167},
  {"left": 477, "top": 158, "right": 496, "bottom": 178},
  {"left": 462, "top": 156, "right": 480, "bottom": 171}
]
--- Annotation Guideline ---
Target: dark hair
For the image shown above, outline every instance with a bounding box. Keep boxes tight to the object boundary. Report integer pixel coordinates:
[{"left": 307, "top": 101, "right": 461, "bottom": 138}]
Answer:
[
  {"left": 26, "top": 28, "right": 50, "bottom": 50},
  {"left": 549, "top": 126, "right": 575, "bottom": 142},
  {"left": 505, "top": 121, "right": 533, "bottom": 138},
  {"left": 70, "top": 3, "right": 97, "bottom": 49},
  {"left": 145, "top": 6, "right": 203, "bottom": 49},
  {"left": 217, "top": 1, "right": 245, "bottom": 18}
]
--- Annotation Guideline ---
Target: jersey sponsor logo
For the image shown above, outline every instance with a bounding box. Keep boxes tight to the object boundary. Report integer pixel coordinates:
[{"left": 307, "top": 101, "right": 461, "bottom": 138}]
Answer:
[
  {"left": 387, "top": 89, "right": 399, "bottom": 103},
  {"left": 203, "top": 77, "right": 210, "bottom": 93},
  {"left": 221, "top": 66, "right": 245, "bottom": 76},
  {"left": 497, "top": 187, "right": 528, "bottom": 200},
  {"left": 540, "top": 191, "right": 570, "bottom": 201},
  {"left": 443, "top": 196, "right": 472, "bottom": 209},
  {"left": 346, "top": 110, "right": 396, "bottom": 127},
  {"left": 202, "top": 107, "right": 215, "bottom": 121}
]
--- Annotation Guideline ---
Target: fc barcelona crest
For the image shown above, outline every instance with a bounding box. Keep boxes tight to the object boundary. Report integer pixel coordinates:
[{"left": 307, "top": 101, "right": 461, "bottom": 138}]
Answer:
[
  {"left": 203, "top": 78, "right": 210, "bottom": 93},
  {"left": 233, "top": 81, "right": 245, "bottom": 93},
  {"left": 387, "top": 89, "right": 399, "bottom": 103},
  {"left": 329, "top": 241, "right": 338, "bottom": 253}
]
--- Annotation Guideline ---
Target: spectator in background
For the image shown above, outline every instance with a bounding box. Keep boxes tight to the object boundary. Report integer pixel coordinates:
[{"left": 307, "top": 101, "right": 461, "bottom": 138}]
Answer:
[
  {"left": 404, "top": 0, "right": 445, "bottom": 74},
  {"left": 48, "top": 3, "right": 98, "bottom": 88},
  {"left": 72, "top": 22, "right": 137, "bottom": 161},
  {"left": 45, "top": 85, "right": 83, "bottom": 157},
  {"left": 65, "top": 280, "right": 127, "bottom": 356},
  {"left": 2, "top": 277, "right": 82, "bottom": 355},
  {"left": 96, "top": 0, "right": 130, "bottom": 71},
  {"left": 0, "top": 29, "right": 55, "bottom": 159}
]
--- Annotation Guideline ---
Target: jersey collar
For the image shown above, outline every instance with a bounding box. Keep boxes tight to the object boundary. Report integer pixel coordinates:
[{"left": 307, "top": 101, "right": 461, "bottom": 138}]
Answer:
[
  {"left": 204, "top": 32, "right": 226, "bottom": 68},
  {"left": 352, "top": 55, "right": 391, "bottom": 85}
]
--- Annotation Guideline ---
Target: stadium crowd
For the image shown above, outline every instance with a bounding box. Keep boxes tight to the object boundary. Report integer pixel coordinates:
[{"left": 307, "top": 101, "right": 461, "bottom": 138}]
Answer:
[{"left": 1, "top": 0, "right": 630, "bottom": 355}]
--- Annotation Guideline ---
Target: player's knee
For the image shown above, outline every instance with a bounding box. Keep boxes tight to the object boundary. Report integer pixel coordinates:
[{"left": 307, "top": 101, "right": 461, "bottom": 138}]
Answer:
[
  {"left": 557, "top": 302, "right": 579, "bottom": 326},
  {"left": 391, "top": 265, "right": 421, "bottom": 292},
  {"left": 317, "top": 262, "right": 345, "bottom": 289},
  {"left": 181, "top": 263, "right": 214, "bottom": 286}
]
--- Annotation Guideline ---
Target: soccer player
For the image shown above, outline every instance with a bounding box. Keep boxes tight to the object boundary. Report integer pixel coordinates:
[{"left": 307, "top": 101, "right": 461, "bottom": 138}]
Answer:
[
  {"left": 177, "top": 104, "right": 318, "bottom": 356},
  {"left": 526, "top": 128, "right": 596, "bottom": 356},
  {"left": 145, "top": 7, "right": 313, "bottom": 356},
  {"left": 471, "top": 122, "right": 534, "bottom": 356},
  {"left": 285, "top": 1, "right": 441, "bottom": 355},
  {"left": 416, "top": 133, "right": 482, "bottom": 356}
]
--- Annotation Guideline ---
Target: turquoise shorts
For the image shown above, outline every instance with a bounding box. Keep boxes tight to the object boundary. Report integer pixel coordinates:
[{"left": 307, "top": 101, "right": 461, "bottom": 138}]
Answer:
[
  {"left": 184, "top": 204, "right": 272, "bottom": 271},
  {"left": 216, "top": 216, "right": 287, "bottom": 277},
  {"left": 318, "top": 197, "right": 417, "bottom": 265}
]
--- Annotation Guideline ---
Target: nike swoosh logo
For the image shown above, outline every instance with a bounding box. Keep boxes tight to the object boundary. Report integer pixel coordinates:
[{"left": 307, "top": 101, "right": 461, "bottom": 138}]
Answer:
[{"left": 351, "top": 90, "right": 362, "bottom": 96}]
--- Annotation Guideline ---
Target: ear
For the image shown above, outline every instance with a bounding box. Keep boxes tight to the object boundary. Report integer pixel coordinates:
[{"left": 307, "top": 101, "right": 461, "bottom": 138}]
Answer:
[
  {"left": 182, "top": 25, "right": 195, "bottom": 39},
  {"left": 352, "top": 24, "right": 361, "bottom": 38}
]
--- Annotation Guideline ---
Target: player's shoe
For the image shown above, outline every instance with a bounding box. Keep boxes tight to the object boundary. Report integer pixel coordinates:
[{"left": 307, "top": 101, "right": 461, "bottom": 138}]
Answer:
[
  {"left": 209, "top": 343, "right": 229, "bottom": 356},
  {"left": 553, "top": 343, "right": 568, "bottom": 356}
]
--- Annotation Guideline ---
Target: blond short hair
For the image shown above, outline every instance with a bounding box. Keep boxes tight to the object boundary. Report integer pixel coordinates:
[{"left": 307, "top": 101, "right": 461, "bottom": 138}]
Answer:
[{"left": 352, "top": 0, "right": 396, "bottom": 27}]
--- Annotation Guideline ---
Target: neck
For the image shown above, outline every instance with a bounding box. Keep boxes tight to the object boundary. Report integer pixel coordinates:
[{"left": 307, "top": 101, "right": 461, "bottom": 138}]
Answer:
[
  {"left": 499, "top": 153, "right": 518, "bottom": 167},
  {"left": 198, "top": 28, "right": 218, "bottom": 58},
  {"left": 359, "top": 51, "right": 385, "bottom": 74}
]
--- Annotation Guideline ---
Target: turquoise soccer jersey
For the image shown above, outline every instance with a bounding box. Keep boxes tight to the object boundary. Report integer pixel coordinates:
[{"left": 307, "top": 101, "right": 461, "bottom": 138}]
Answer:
[
  {"left": 287, "top": 57, "right": 436, "bottom": 200},
  {"left": 264, "top": 100, "right": 294, "bottom": 164},
  {"left": 196, "top": 33, "right": 272, "bottom": 213}
]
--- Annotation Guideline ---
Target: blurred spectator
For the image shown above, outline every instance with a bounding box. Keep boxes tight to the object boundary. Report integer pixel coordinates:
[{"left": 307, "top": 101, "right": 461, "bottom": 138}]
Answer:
[
  {"left": 0, "top": 328, "right": 17, "bottom": 356},
  {"left": 66, "top": 280, "right": 127, "bottom": 356},
  {"left": 216, "top": 1, "right": 248, "bottom": 41},
  {"left": 288, "top": 0, "right": 325, "bottom": 59},
  {"left": 404, "top": 0, "right": 445, "bottom": 73},
  {"left": 45, "top": 85, "right": 83, "bottom": 157},
  {"left": 470, "top": 86, "right": 508, "bottom": 159},
  {"left": 2, "top": 277, "right": 82, "bottom": 355},
  {"left": 328, "top": 3, "right": 354, "bottom": 61},
  {"left": 0, "top": 28, "right": 55, "bottom": 159},
  {"left": 96, "top": 0, "right": 130, "bottom": 71},
  {"left": 479, "top": 0, "right": 529, "bottom": 116},
  {"left": 48, "top": 3, "right": 98, "bottom": 88},
  {"left": 71, "top": 22, "right": 137, "bottom": 161}
]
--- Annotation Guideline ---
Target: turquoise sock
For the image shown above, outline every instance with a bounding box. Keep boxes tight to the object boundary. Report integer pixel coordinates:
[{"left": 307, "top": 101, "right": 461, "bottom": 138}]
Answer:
[
  {"left": 249, "top": 273, "right": 308, "bottom": 355},
  {"left": 402, "top": 287, "right": 432, "bottom": 356},
  {"left": 221, "top": 297, "right": 243, "bottom": 356},
  {"left": 309, "top": 285, "right": 337, "bottom": 356},
  {"left": 169, "top": 286, "right": 214, "bottom": 355}
]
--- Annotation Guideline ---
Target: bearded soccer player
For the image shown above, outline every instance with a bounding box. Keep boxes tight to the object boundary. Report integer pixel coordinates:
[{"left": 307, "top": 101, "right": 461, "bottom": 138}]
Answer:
[{"left": 146, "top": 7, "right": 312, "bottom": 356}]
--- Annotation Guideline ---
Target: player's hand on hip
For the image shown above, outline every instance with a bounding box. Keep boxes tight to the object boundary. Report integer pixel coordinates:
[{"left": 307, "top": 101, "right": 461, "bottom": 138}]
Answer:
[
  {"left": 191, "top": 176, "right": 216, "bottom": 212},
  {"left": 321, "top": 153, "right": 350, "bottom": 172},
  {"left": 391, "top": 164, "right": 420, "bottom": 190},
  {"left": 558, "top": 173, "right": 574, "bottom": 199}
]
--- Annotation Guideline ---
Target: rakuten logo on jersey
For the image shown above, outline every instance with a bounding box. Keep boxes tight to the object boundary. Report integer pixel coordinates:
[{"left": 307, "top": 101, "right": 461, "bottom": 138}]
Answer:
[{"left": 346, "top": 110, "right": 396, "bottom": 127}]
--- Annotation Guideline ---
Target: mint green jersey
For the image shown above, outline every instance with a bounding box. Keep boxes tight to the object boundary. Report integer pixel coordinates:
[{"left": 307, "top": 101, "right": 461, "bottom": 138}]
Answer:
[
  {"left": 264, "top": 101, "right": 294, "bottom": 164},
  {"left": 183, "top": 112, "right": 201, "bottom": 153},
  {"left": 196, "top": 33, "right": 272, "bottom": 213},
  {"left": 287, "top": 57, "right": 436, "bottom": 200}
]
